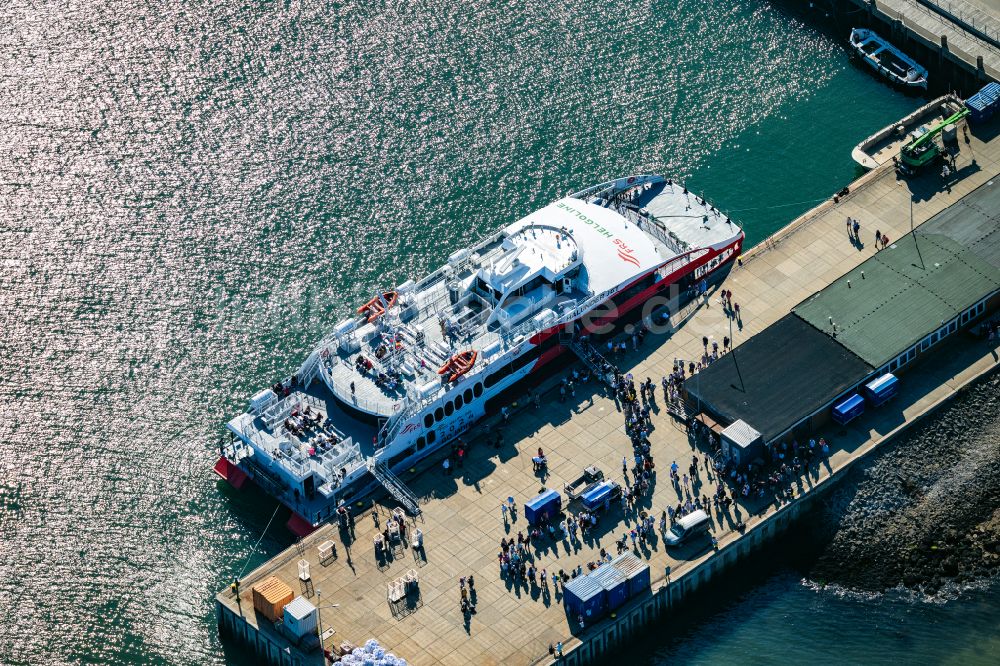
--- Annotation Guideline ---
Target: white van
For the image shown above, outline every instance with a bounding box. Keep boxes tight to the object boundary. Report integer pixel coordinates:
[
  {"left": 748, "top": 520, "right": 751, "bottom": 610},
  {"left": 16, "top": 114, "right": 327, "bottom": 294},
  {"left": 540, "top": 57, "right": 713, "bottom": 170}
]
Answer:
[{"left": 663, "top": 509, "right": 711, "bottom": 546}]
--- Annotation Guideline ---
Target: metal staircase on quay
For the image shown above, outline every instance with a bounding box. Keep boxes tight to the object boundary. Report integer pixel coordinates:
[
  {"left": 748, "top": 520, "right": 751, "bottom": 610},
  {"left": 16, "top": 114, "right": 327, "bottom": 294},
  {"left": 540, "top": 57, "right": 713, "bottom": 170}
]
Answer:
[
  {"left": 367, "top": 456, "right": 421, "bottom": 517},
  {"left": 563, "top": 337, "right": 616, "bottom": 388}
]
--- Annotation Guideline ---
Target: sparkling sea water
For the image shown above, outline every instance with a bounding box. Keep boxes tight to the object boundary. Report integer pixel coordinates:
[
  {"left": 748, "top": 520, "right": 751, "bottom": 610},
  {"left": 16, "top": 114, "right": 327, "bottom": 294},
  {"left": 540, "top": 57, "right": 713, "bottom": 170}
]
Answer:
[{"left": 1, "top": 1, "right": 993, "bottom": 664}]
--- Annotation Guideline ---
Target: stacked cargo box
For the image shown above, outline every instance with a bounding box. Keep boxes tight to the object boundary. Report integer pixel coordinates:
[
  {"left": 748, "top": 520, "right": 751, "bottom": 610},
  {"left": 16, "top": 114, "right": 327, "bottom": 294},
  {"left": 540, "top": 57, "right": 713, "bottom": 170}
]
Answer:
[
  {"left": 611, "top": 552, "right": 651, "bottom": 597},
  {"left": 966, "top": 82, "right": 1000, "bottom": 123},
  {"left": 562, "top": 552, "right": 652, "bottom": 623},
  {"left": 251, "top": 576, "right": 294, "bottom": 623}
]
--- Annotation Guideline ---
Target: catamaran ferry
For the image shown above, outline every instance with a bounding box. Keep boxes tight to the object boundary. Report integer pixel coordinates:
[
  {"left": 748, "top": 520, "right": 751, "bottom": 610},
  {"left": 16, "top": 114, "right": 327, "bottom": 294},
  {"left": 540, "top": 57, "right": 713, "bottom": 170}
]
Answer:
[{"left": 215, "top": 175, "right": 744, "bottom": 534}]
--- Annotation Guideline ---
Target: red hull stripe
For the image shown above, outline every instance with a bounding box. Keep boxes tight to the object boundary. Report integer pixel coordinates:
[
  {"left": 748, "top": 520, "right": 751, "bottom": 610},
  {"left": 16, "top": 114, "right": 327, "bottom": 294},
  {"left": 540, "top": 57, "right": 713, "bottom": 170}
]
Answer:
[
  {"left": 286, "top": 512, "right": 317, "bottom": 537},
  {"left": 213, "top": 457, "right": 248, "bottom": 490}
]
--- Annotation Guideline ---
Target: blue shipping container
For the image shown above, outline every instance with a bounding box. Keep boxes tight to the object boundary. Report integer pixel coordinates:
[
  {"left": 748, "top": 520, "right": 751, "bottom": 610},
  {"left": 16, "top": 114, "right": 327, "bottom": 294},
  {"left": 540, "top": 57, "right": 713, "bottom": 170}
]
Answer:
[
  {"left": 591, "top": 565, "right": 629, "bottom": 611},
  {"left": 611, "top": 552, "right": 651, "bottom": 597},
  {"left": 562, "top": 575, "right": 607, "bottom": 621},
  {"left": 966, "top": 83, "right": 1000, "bottom": 123},
  {"left": 863, "top": 373, "right": 899, "bottom": 406},
  {"left": 524, "top": 488, "right": 561, "bottom": 525},
  {"left": 832, "top": 393, "right": 865, "bottom": 425}
]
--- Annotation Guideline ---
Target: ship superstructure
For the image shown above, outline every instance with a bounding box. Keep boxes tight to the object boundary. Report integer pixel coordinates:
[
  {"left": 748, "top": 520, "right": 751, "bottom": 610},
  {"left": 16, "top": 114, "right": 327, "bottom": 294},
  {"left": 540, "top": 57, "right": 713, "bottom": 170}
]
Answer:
[{"left": 216, "top": 175, "right": 744, "bottom": 532}]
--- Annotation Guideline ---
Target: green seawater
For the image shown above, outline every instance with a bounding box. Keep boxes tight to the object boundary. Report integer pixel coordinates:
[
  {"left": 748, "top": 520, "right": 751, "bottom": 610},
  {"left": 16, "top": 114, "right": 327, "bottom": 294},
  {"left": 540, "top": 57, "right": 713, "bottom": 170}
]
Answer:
[{"left": 0, "top": 0, "right": 995, "bottom": 664}]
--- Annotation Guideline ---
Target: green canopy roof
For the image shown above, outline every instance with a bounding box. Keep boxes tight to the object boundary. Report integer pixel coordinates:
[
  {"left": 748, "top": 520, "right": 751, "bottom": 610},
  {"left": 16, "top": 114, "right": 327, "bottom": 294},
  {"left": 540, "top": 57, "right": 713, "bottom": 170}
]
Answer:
[{"left": 794, "top": 232, "right": 999, "bottom": 367}]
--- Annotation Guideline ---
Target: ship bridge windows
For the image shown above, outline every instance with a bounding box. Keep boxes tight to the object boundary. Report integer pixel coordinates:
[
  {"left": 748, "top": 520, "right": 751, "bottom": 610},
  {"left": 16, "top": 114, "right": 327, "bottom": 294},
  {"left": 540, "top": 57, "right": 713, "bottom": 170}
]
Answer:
[
  {"left": 473, "top": 382, "right": 483, "bottom": 398},
  {"left": 463, "top": 388, "right": 473, "bottom": 404},
  {"left": 444, "top": 400, "right": 454, "bottom": 417},
  {"left": 512, "top": 275, "right": 551, "bottom": 298},
  {"left": 424, "top": 413, "right": 433, "bottom": 429},
  {"left": 455, "top": 393, "right": 464, "bottom": 409},
  {"left": 475, "top": 276, "right": 502, "bottom": 303},
  {"left": 434, "top": 406, "right": 444, "bottom": 422}
]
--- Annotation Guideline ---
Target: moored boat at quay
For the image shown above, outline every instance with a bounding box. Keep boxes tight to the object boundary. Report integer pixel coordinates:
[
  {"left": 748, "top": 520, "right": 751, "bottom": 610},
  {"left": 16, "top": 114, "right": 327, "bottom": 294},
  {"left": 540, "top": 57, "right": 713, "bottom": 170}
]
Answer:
[
  {"left": 849, "top": 28, "right": 928, "bottom": 90},
  {"left": 215, "top": 175, "right": 743, "bottom": 533}
]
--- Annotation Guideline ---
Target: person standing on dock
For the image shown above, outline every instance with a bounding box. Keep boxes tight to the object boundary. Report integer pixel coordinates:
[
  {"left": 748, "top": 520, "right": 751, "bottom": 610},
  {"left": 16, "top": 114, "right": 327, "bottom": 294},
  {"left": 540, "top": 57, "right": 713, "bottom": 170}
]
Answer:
[
  {"left": 852, "top": 219, "right": 860, "bottom": 241},
  {"left": 875, "top": 229, "right": 882, "bottom": 250}
]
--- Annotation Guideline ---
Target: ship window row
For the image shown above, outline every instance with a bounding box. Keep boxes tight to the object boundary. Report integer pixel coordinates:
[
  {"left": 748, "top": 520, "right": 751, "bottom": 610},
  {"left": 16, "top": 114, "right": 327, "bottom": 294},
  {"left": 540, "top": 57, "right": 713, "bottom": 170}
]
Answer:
[
  {"left": 414, "top": 429, "right": 437, "bottom": 452},
  {"left": 423, "top": 384, "right": 483, "bottom": 429}
]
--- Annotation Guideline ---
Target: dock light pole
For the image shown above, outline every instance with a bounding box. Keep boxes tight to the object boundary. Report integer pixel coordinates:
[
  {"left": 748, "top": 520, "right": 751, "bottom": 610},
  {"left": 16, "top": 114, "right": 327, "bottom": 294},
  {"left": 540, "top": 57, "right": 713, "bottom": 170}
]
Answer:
[
  {"left": 911, "top": 197, "right": 926, "bottom": 270},
  {"left": 315, "top": 590, "right": 340, "bottom": 649},
  {"left": 728, "top": 314, "right": 746, "bottom": 393}
]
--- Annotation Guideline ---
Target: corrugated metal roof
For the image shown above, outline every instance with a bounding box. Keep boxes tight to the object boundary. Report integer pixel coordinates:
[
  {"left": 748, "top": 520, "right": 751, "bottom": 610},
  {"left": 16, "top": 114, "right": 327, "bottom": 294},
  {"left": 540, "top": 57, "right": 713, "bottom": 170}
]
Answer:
[
  {"left": 720, "top": 419, "right": 762, "bottom": 448},
  {"left": 611, "top": 551, "right": 646, "bottom": 576},
  {"left": 563, "top": 574, "right": 603, "bottom": 600},
  {"left": 284, "top": 595, "right": 316, "bottom": 620}
]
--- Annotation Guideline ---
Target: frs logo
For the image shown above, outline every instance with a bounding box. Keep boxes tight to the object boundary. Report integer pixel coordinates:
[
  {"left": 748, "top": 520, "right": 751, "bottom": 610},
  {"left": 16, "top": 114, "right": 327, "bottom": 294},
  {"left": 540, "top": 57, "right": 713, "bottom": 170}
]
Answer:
[
  {"left": 614, "top": 239, "right": 640, "bottom": 267},
  {"left": 400, "top": 423, "right": 419, "bottom": 435}
]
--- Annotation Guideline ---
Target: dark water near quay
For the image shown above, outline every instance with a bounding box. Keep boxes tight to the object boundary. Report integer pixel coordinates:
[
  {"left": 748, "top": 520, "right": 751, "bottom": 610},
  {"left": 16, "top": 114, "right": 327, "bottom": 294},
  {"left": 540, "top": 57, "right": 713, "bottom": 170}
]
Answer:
[{"left": 0, "top": 1, "right": 995, "bottom": 664}]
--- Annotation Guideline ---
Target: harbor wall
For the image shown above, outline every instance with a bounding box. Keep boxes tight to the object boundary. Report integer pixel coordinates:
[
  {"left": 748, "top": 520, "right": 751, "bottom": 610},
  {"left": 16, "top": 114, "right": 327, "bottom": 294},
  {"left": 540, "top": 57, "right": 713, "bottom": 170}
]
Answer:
[
  {"left": 838, "top": 0, "right": 998, "bottom": 93},
  {"left": 217, "top": 599, "right": 322, "bottom": 666}
]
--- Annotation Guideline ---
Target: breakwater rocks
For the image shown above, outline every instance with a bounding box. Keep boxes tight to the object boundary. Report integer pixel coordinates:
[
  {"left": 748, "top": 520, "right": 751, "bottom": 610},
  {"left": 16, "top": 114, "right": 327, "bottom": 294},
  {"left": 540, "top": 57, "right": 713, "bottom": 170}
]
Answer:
[{"left": 810, "top": 371, "right": 1000, "bottom": 593}]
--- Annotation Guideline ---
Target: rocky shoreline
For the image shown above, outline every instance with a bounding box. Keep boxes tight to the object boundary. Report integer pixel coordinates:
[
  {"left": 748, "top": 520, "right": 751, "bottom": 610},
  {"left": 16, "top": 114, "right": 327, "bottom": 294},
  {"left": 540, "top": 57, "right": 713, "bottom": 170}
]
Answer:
[{"left": 809, "top": 371, "right": 1000, "bottom": 593}]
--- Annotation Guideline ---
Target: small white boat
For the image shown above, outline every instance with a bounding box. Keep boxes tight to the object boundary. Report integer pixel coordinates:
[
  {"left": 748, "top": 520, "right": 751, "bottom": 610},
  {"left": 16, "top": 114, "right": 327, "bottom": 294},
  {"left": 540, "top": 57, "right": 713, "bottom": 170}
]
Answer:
[{"left": 850, "top": 28, "right": 928, "bottom": 90}]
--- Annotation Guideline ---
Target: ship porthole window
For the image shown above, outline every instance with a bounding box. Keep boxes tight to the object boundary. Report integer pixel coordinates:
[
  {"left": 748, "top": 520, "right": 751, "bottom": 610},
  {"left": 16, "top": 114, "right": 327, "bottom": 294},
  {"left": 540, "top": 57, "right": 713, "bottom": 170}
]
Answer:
[
  {"left": 416, "top": 436, "right": 426, "bottom": 451},
  {"left": 473, "top": 382, "right": 483, "bottom": 398},
  {"left": 424, "top": 413, "right": 433, "bottom": 429},
  {"left": 455, "top": 394, "right": 464, "bottom": 409},
  {"left": 444, "top": 401, "right": 454, "bottom": 417},
  {"left": 434, "top": 407, "right": 444, "bottom": 422},
  {"left": 464, "top": 388, "right": 473, "bottom": 403}
]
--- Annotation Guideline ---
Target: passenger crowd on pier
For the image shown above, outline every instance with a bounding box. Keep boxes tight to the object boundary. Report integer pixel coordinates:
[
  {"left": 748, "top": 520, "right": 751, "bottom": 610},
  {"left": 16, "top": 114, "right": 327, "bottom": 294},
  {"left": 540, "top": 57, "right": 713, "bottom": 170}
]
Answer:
[{"left": 689, "top": 418, "right": 831, "bottom": 509}]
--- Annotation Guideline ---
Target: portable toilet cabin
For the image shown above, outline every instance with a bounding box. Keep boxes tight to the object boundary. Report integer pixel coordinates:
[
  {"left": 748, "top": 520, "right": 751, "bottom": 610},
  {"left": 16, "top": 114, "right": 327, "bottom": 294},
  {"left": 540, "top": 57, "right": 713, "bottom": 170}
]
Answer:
[
  {"left": 863, "top": 373, "right": 898, "bottom": 407},
  {"left": 524, "top": 488, "right": 562, "bottom": 525},
  {"left": 611, "top": 551, "right": 651, "bottom": 598},
  {"left": 562, "top": 574, "right": 607, "bottom": 622},
  {"left": 283, "top": 596, "right": 319, "bottom": 640},
  {"left": 832, "top": 393, "right": 865, "bottom": 425},
  {"left": 580, "top": 480, "right": 619, "bottom": 512},
  {"left": 719, "top": 419, "right": 764, "bottom": 468},
  {"left": 591, "top": 565, "right": 628, "bottom": 611}
]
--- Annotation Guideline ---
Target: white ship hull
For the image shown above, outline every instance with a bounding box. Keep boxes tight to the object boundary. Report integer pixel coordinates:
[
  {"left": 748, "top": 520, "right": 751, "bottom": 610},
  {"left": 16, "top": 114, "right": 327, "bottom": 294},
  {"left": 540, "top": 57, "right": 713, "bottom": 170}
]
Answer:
[{"left": 217, "top": 174, "right": 744, "bottom": 533}]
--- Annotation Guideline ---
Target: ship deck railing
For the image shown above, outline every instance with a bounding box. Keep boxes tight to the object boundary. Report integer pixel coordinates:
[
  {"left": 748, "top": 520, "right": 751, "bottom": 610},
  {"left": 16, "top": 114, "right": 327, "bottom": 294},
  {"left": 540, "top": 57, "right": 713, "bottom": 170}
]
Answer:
[{"left": 238, "top": 391, "right": 367, "bottom": 482}]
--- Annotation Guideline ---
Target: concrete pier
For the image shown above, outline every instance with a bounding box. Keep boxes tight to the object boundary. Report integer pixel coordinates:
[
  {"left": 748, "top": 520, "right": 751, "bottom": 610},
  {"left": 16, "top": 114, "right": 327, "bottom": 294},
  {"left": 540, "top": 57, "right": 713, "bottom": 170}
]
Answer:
[{"left": 216, "top": 116, "right": 1000, "bottom": 666}]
